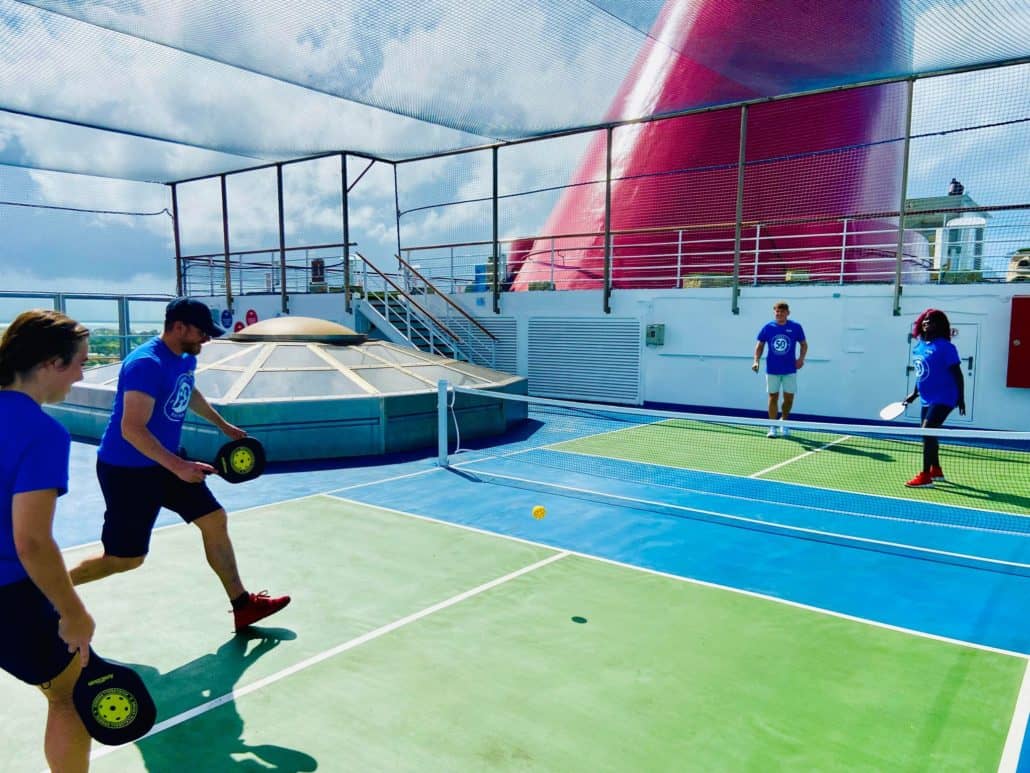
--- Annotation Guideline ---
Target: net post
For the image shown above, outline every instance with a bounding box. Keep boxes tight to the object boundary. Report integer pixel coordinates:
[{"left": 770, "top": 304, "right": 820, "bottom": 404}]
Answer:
[{"left": 437, "top": 380, "right": 449, "bottom": 466}]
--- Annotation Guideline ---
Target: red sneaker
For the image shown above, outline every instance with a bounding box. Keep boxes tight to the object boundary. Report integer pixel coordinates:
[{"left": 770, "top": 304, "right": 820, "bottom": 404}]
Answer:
[
  {"left": 929, "top": 465, "right": 946, "bottom": 481},
  {"left": 905, "top": 471, "right": 934, "bottom": 488},
  {"left": 233, "top": 591, "right": 291, "bottom": 632}
]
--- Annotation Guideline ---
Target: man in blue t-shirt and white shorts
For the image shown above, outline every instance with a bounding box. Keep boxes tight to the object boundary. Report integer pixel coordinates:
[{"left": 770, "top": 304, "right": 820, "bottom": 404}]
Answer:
[
  {"left": 752, "top": 301, "right": 808, "bottom": 437},
  {"left": 69, "top": 298, "right": 290, "bottom": 632}
]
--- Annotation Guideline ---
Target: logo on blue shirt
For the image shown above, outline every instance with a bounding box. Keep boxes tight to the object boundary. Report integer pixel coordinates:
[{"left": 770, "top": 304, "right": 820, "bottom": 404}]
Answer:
[
  {"left": 164, "top": 372, "right": 193, "bottom": 421},
  {"left": 913, "top": 355, "right": 928, "bottom": 382},
  {"left": 771, "top": 334, "right": 791, "bottom": 354}
]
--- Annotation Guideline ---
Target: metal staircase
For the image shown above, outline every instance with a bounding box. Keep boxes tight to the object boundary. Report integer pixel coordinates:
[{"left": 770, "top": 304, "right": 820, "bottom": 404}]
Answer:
[{"left": 352, "top": 253, "right": 497, "bottom": 366}]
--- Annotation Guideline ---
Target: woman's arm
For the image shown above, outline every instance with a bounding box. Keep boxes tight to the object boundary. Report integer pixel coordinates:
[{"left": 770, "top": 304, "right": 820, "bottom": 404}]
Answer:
[
  {"left": 13, "top": 489, "right": 94, "bottom": 664},
  {"left": 949, "top": 363, "right": 966, "bottom": 414}
]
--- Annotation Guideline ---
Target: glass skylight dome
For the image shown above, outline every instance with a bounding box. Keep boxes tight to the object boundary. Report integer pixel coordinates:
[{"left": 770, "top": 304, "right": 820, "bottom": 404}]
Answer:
[{"left": 52, "top": 317, "right": 527, "bottom": 462}]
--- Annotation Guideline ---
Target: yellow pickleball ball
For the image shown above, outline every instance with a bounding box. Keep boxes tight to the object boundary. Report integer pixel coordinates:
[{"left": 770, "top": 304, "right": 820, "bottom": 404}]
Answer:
[{"left": 532, "top": 505, "right": 546, "bottom": 519}]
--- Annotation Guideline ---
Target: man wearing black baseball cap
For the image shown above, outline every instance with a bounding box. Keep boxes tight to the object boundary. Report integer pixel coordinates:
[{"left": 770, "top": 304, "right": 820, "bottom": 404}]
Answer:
[
  {"left": 164, "top": 297, "right": 225, "bottom": 340},
  {"left": 70, "top": 297, "right": 290, "bottom": 632}
]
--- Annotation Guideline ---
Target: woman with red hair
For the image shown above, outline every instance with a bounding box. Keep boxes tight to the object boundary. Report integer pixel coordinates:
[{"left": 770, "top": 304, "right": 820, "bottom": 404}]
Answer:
[{"left": 900, "top": 309, "right": 966, "bottom": 487}]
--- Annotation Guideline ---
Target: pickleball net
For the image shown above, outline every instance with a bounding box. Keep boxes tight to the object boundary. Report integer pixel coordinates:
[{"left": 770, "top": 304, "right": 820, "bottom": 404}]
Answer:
[{"left": 436, "top": 382, "right": 1030, "bottom": 574}]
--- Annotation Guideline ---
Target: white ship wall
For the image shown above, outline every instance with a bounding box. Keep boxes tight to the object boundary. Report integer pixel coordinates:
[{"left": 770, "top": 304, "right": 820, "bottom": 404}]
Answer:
[{"left": 199, "top": 284, "right": 1030, "bottom": 431}]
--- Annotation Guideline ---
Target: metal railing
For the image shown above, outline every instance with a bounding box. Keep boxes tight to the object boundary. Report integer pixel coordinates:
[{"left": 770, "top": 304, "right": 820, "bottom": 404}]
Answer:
[
  {"left": 399, "top": 206, "right": 1030, "bottom": 292},
  {"left": 0, "top": 291, "right": 172, "bottom": 363},
  {"left": 395, "top": 254, "right": 497, "bottom": 366},
  {"left": 180, "top": 243, "right": 354, "bottom": 301},
  {"left": 352, "top": 252, "right": 483, "bottom": 362}
]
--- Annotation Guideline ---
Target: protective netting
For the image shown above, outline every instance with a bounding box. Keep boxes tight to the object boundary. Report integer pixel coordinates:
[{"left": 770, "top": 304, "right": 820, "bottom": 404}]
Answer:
[
  {"left": 2, "top": 0, "right": 1027, "bottom": 182},
  {"left": 396, "top": 63, "right": 1028, "bottom": 292},
  {"left": 439, "top": 385, "right": 1030, "bottom": 575}
]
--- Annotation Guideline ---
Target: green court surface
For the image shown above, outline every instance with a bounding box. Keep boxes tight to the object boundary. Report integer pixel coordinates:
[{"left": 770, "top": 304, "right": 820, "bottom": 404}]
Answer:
[
  {"left": 2, "top": 495, "right": 1023, "bottom": 771},
  {"left": 552, "top": 420, "right": 1030, "bottom": 515}
]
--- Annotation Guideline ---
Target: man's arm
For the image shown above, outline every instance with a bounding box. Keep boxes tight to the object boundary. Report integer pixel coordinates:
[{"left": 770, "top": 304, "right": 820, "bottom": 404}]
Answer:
[
  {"left": 752, "top": 341, "right": 764, "bottom": 372},
  {"left": 796, "top": 340, "right": 808, "bottom": 369},
  {"left": 13, "top": 489, "right": 94, "bottom": 665},
  {"left": 121, "top": 390, "right": 211, "bottom": 482},
  {"left": 189, "top": 390, "right": 246, "bottom": 440}
]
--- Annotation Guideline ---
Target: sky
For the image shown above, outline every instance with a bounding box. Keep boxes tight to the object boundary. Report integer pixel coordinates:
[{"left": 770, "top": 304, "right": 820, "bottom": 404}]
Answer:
[{"left": 0, "top": 0, "right": 1027, "bottom": 299}]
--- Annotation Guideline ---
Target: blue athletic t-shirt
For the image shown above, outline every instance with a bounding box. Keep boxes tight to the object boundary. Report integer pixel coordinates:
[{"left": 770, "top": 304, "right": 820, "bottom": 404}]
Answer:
[
  {"left": 913, "top": 338, "right": 961, "bottom": 407},
  {"left": 0, "top": 391, "right": 70, "bottom": 586},
  {"left": 757, "top": 321, "right": 806, "bottom": 375},
  {"left": 98, "top": 337, "right": 196, "bottom": 467}
]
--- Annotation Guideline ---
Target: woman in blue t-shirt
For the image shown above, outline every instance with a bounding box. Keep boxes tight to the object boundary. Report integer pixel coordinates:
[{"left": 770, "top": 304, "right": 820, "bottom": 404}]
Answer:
[
  {"left": 0, "top": 310, "right": 94, "bottom": 769},
  {"left": 900, "top": 308, "right": 965, "bottom": 488}
]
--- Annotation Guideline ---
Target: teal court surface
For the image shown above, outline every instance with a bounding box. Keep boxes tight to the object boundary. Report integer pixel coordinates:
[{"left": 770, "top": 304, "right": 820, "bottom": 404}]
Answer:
[{"left": 4, "top": 402, "right": 1030, "bottom": 772}]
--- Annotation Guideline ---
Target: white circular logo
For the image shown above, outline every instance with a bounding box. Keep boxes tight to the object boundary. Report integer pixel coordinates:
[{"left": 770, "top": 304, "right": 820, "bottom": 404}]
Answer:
[
  {"left": 164, "top": 372, "right": 194, "bottom": 421},
  {"left": 913, "top": 356, "right": 927, "bottom": 382},
  {"left": 771, "top": 334, "right": 790, "bottom": 354}
]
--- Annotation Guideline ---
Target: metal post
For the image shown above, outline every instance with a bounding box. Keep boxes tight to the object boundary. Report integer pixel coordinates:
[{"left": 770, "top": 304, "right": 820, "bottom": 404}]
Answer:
[
  {"left": 276, "top": 164, "right": 288, "bottom": 313},
  {"left": 892, "top": 79, "right": 915, "bottom": 316},
  {"left": 342, "top": 154, "right": 352, "bottom": 313},
  {"left": 603, "top": 127, "right": 613, "bottom": 314},
  {"left": 449, "top": 247, "right": 455, "bottom": 294},
  {"left": 437, "top": 379, "right": 449, "bottom": 464},
  {"left": 752, "top": 223, "right": 762, "bottom": 286},
  {"left": 731, "top": 104, "right": 748, "bottom": 315},
  {"left": 550, "top": 237, "right": 555, "bottom": 288},
  {"left": 170, "top": 184, "right": 184, "bottom": 296},
  {"left": 118, "top": 296, "right": 129, "bottom": 360},
  {"left": 676, "top": 229, "right": 683, "bottom": 288},
  {"left": 220, "top": 175, "right": 233, "bottom": 311},
  {"left": 839, "top": 217, "right": 849, "bottom": 284},
  {"left": 492, "top": 147, "right": 500, "bottom": 314},
  {"left": 394, "top": 163, "right": 403, "bottom": 294}
]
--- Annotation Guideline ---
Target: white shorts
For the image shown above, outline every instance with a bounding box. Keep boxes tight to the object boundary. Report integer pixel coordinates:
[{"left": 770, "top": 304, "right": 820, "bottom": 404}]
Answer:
[{"left": 766, "top": 373, "right": 797, "bottom": 394}]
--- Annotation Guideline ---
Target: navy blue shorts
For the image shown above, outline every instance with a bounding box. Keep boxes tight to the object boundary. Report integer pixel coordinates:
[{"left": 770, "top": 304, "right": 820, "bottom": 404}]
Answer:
[
  {"left": 921, "top": 403, "right": 954, "bottom": 428},
  {"left": 0, "top": 578, "right": 75, "bottom": 685},
  {"left": 97, "top": 460, "right": 222, "bottom": 557}
]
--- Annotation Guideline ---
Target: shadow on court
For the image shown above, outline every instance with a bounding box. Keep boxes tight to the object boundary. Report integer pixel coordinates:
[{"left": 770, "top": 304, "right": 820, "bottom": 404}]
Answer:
[
  {"left": 119, "top": 627, "right": 318, "bottom": 772},
  {"left": 780, "top": 435, "right": 894, "bottom": 462}
]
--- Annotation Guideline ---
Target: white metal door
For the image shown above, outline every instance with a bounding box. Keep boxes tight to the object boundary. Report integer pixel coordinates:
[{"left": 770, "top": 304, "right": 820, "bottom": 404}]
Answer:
[{"left": 905, "top": 322, "right": 978, "bottom": 423}]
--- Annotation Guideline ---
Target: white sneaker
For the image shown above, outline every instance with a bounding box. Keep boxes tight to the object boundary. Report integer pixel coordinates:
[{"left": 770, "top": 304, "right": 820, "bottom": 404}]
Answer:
[
  {"left": 779, "top": 424, "right": 790, "bottom": 437},
  {"left": 767, "top": 426, "right": 777, "bottom": 438}
]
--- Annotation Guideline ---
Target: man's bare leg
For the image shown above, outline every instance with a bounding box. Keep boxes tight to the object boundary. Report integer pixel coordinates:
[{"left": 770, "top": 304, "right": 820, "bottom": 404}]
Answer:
[
  {"left": 69, "top": 555, "right": 144, "bottom": 585},
  {"left": 192, "top": 508, "right": 246, "bottom": 599}
]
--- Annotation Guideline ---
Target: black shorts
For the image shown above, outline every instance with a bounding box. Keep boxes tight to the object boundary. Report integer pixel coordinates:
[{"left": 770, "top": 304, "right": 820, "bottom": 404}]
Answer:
[
  {"left": 0, "top": 578, "right": 75, "bottom": 685},
  {"left": 97, "top": 460, "right": 222, "bottom": 557},
  {"left": 921, "top": 403, "right": 954, "bottom": 428}
]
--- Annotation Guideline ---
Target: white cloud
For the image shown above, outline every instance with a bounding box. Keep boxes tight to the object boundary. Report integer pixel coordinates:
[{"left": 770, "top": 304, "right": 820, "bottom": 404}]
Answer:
[{"left": 0, "top": 267, "right": 174, "bottom": 296}]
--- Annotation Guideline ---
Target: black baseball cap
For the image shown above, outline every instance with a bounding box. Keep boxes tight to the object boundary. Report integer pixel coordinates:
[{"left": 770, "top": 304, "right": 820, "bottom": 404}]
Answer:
[{"left": 165, "top": 297, "right": 224, "bottom": 337}]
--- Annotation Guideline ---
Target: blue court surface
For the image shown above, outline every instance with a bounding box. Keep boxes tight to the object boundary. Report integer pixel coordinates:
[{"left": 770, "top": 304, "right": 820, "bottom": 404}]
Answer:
[{"left": 3, "top": 404, "right": 1028, "bottom": 771}]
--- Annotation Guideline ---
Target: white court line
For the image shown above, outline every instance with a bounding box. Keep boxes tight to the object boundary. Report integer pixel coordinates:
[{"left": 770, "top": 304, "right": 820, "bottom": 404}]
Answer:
[
  {"left": 324, "top": 466, "right": 441, "bottom": 494},
  {"left": 59, "top": 490, "right": 334, "bottom": 554},
  {"left": 60, "top": 462, "right": 448, "bottom": 555},
  {"left": 87, "top": 550, "right": 570, "bottom": 763},
  {"left": 450, "top": 468, "right": 1030, "bottom": 572},
  {"left": 750, "top": 435, "right": 854, "bottom": 478},
  {"left": 999, "top": 660, "right": 1030, "bottom": 772},
  {"left": 324, "top": 493, "right": 1028, "bottom": 659}
]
